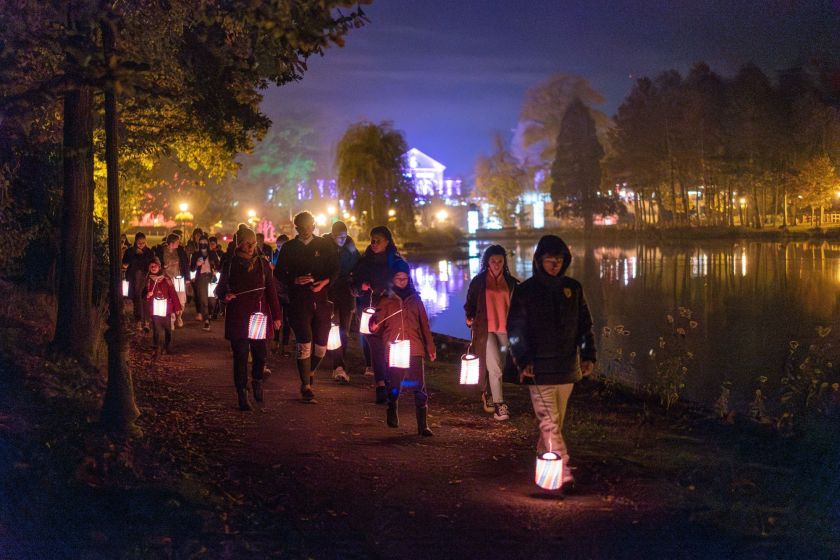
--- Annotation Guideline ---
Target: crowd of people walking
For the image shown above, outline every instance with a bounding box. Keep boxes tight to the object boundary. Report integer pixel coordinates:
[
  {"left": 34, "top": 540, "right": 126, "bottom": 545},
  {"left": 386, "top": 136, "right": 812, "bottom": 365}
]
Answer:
[{"left": 122, "top": 213, "right": 596, "bottom": 486}]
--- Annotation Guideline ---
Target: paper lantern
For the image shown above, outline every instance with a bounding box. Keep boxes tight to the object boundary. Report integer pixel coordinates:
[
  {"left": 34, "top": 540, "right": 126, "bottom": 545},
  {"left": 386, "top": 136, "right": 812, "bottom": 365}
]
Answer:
[
  {"left": 359, "top": 307, "right": 376, "bottom": 335},
  {"left": 389, "top": 339, "right": 411, "bottom": 369},
  {"left": 152, "top": 297, "right": 168, "bottom": 317},
  {"left": 190, "top": 269, "right": 197, "bottom": 281},
  {"left": 248, "top": 311, "right": 268, "bottom": 340},
  {"left": 208, "top": 277, "right": 219, "bottom": 299},
  {"left": 121, "top": 279, "right": 129, "bottom": 298},
  {"left": 535, "top": 451, "right": 564, "bottom": 490},
  {"left": 173, "top": 275, "right": 186, "bottom": 293},
  {"left": 327, "top": 324, "right": 342, "bottom": 350},
  {"left": 459, "top": 353, "right": 480, "bottom": 385}
]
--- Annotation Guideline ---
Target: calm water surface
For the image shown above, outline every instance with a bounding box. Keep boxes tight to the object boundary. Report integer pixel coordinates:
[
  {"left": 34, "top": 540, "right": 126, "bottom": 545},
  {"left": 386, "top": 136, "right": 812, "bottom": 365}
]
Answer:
[{"left": 409, "top": 239, "right": 840, "bottom": 406}]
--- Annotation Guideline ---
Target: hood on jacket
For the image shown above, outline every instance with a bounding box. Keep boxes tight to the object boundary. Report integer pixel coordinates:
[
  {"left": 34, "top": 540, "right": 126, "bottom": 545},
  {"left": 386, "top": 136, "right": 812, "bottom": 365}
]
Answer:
[{"left": 532, "top": 235, "right": 572, "bottom": 282}]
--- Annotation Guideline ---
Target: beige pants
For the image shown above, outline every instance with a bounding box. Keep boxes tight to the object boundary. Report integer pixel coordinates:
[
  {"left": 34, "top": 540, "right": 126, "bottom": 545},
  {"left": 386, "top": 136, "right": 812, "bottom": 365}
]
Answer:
[{"left": 529, "top": 383, "right": 574, "bottom": 464}]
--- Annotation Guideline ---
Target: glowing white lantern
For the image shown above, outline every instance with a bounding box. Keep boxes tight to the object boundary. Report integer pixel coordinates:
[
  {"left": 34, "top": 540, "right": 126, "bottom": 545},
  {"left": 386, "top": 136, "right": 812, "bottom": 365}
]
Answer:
[
  {"left": 535, "top": 451, "right": 564, "bottom": 490},
  {"left": 121, "top": 279, "right": 129, "bottom": 297},
  {"left": 459, "top": 353, "right": 480, "bottom": 385},
  {"left": 248, "top": 311, "right": 268, "bottom": 340},
  {"left": 152, "top": 296, "right": 168, "bottom": 317},
  {"left": 389, "top": 339, "right": 411, "bottom": 369},
  {"left": 208, "top": 277, "right": 219, "bottom": 299},
  {"left": 359, "top": 307, "right": 376, "bottom": 335},
  {"left": 190, "top": 269, "right": 197, "bottom": 281},
  {"left": 327, "top": 324, "right": 342, "bottom": 350},
  {"left": 173, "top": 275, "right": 186, "bottom": 293}
]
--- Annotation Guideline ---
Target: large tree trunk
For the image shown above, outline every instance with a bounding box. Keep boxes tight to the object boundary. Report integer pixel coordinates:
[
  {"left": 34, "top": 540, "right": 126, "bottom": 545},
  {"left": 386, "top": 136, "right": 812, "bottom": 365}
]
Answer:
[
  {"left": 99, "top": 21, "right": 141, "bottom": 435},
  {"left": 53, "top": 87, "right": 95, "bottom": 364}
]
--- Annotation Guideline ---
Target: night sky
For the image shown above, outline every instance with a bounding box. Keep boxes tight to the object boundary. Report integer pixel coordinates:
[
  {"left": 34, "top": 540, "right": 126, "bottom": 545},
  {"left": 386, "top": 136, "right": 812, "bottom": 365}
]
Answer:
[{"left": 262, "top": 0, "right": 840, "bottom": 178}]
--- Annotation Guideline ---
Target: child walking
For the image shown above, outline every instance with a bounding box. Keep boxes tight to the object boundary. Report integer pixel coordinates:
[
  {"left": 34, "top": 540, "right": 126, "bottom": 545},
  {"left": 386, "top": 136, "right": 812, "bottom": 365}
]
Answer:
[
  {"left": 371, "top": 261, "right": 436, "bottom": 436},
  {"left": 145, "top": 257, "right": 182, "bottom": 358}
]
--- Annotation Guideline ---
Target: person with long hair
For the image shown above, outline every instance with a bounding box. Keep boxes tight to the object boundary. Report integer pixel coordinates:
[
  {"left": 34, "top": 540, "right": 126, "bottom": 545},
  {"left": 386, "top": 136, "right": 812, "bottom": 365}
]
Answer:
[
  {"left": 351, "top": 225, "right": 406, "bottom": 403},
  {"left": 215, "top": 225, "right": 282, "bottom": 411},
  {"left": 190, "top": 235, "right": 221, "bottom": 330},
  {"left": 504, "top": 235, "right": 596, "bottom": 489},
  {"left": 464, "top": 244, "right": 519, "bottom": 420}
]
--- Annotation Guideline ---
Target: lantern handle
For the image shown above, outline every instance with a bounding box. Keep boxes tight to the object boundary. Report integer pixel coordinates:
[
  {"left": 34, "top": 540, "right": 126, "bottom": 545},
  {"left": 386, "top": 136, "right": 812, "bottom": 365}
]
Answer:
[{"left": 377, "top": 308, "right": 403, "bottom": 324}]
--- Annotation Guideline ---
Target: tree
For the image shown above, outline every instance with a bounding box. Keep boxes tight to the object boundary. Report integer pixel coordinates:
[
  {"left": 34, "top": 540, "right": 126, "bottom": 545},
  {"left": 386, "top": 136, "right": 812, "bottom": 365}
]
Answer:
[
  {"left": 551, "top": 98, "right": 605, "bottom": 233},
  {"left": 335, "top": 121, "right": 416, "bottom": 237},
  {"left": 797, "top": 155, "right": 838, "bottom": 227},
  {"left": 474, "top": 132, "right": 528, "bottom": 228}
]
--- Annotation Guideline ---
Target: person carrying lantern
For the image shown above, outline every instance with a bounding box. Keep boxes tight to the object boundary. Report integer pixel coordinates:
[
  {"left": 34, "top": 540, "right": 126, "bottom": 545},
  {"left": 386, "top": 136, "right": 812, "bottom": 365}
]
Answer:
[
  {"left": 323, "top": 221, "right": 359, "bottom": 383},
  {"left": 274, "top": 212, "right": 339, "bottom": 403},
  {"left": 504, "top": 235, "right": 596, "bottom": 489},
  {"left": 190, "top": 235, "right": 221, "bottom": 331},
  {"left": 464, "top": 244, "right": 519, "bottom": 421},
  {"left": 215, "top": 225, "right": 283, "bottom": 411},
  {"left": 154, "top": 232, "right": 190, "bottom": 329},
  {"left": 145, "top": 257, "right": 182, "bottom": 359},
  {"left": 351, "top": 225, "right": 405, "bottom": 403},
  {"left": 122, "top": 232, "right": 155, "bottom": 332},
  {"left": 371, "top": 260, "right": 436, "bottom": 436}
]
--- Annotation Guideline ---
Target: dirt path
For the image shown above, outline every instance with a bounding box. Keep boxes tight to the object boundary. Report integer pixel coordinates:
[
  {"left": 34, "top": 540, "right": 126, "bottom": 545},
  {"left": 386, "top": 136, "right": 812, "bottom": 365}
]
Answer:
[{"left": 134, "top": 316, "right": 765, "bottom": 560}]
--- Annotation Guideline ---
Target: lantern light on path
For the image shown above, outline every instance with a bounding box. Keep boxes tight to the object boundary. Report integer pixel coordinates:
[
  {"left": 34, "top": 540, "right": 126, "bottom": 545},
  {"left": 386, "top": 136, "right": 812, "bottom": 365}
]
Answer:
[
  {"left": 327, "top": 324, "right": 342, "bottom": 350},
  {"left": 535, "top": 451, "right": 563, "bottom": 490},
  {"left": 152, "top": 297, "right": 168, "bottom": 317},
  {"left": 389, "top": 339, "right": 411, "bottom": 369},
  {"left": 122, "top": 279, "right": 129, "bottom": 298},
  {"left": 208, "top": 276, "right": 219, "bottom": 299},
  {"left": 248, "top": 311, "right": 268, "bottom": 340},
  {"left": 359, "top": 307, "right": 376, "bottom": 334},
  {"left": 174, "top": 275, "right": 186, "bottom": 294},
  {"left": 459, "top": 352, "right": 480, "bottom": 385}
]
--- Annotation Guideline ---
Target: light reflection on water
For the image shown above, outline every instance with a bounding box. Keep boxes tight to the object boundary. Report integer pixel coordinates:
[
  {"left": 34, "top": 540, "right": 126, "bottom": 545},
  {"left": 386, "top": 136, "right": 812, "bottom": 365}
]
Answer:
[{"left": 409, "top": 239, "right": 840, "bottom": 404}]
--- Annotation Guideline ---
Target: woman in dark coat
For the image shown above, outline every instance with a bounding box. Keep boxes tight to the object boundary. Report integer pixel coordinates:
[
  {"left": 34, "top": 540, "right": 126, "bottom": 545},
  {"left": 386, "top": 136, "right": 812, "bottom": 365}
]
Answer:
[
  {"left": 122, "top": 232, "right": 155, "bottom": 330},
  {"left": 504, "top": 235, "right": 596, "bottom": 488},
  {"left": 351, "top": 225, "right": 407, "bottom": 403},
  {"left": 190, "top": 235, "right": 221, "bottom": 330},
  {"left": 323, "top": 221, "right": 359, "bottom": 382},
  {"left": 215, "top": 226, "right": 282, "bottom": 411},
  {"left": 464, "top": 245, "right": 518, "bottom": 420}
]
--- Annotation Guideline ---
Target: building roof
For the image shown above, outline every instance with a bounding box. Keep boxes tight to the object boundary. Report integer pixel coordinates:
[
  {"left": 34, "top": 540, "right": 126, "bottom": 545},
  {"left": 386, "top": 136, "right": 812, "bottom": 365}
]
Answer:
[{"left": 406, "top": 148, "right": 446, "bottom": 172}]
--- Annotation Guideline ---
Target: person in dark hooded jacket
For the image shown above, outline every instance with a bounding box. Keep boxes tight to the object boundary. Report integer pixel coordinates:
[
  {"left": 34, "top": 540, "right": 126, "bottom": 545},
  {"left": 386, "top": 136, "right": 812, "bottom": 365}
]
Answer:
[
  {"left": 323, "top": 221, "right": 359, "bottom": 382},
  {"left": 371, "top": 260, "right": 436, "bottom": 436},
  {"left": 122, "top": 232, "right": 154, "bottom": 330},
  {"left": 504, "top": 235, "right": 596, "bottom": 488},
  {"left": 351, "top": 225, "right": 406, "bottom": 403}
]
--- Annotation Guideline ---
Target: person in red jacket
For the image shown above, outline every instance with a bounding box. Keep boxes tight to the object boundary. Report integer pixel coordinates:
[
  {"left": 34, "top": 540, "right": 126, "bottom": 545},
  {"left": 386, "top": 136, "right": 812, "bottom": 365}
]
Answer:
[
  {"left": 371, "top": 260, "right": 436, "bottom": 436},
  {"left": 145, "top": 257, "right": 182, "bottom": 359},
  {"left": 215, "top": 225, "right": 283, "bottom": 411}
]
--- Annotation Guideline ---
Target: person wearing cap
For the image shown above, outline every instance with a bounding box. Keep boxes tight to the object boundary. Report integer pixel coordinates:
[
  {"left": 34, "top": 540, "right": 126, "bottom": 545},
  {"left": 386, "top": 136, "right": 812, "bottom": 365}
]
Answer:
[
  {"left": 154, "top": 232, "right": 190, "bottom": 328},
  {"left": 323, "top": 221, "right": 359, "bottom": 383},
  {"left": 370, "top": 260, "right": 436, "bottom": 436},
  {"left": 504, "top": 235, "right": 596, "bottom": 489},
  {"left": 215, "top": 226, "right": 282, "bottom": 411},
  {"left": 145, "top": 257, "right": 182, "bottom": 358},
  {"left": 274, "top": 211, "right": 339, "bottom": 402},
  {"left": 190, "top": 235, "right": 221, "bottom": 330}
]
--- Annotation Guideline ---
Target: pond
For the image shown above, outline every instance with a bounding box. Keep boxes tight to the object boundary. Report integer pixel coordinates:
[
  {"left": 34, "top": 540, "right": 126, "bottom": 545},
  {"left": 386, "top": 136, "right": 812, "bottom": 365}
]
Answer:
[{"left": 408, "top": 238, "right": 840, "bottom": 407}]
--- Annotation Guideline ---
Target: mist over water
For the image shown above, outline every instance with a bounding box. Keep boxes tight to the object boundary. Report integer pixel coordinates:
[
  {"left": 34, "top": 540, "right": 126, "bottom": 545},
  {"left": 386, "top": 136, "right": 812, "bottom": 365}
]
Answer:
[{"left": 410, "top": 239, "right": 840, "bottom": 406}]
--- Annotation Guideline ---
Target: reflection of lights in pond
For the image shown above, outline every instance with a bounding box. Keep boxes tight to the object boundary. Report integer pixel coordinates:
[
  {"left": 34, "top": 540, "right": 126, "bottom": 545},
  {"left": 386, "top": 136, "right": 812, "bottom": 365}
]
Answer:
[
  {"left": 691, "top": 253, "right": 708, "bottom": 278},
  {"left": 438, "top": 260, "right": 449, "bottom": 282},
  {"left": 469, "top": 257, "right": 480, "bottom": 277},
  {"left": 468, "top": 240, "right": 479, "bottom": 257}
]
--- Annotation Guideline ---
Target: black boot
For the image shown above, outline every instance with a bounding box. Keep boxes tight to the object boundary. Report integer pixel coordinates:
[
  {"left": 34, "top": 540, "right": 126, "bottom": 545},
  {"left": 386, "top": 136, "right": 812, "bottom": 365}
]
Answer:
[
  {"left": 237, "top": 388, "right": 252, "bottom": 411},
  {"left": 252, "top": 380, "right": 263, "bottom": 403},
  {"left": 375, "top": 385, "right": 388, "bottom": 404},
  {"left": 416, "top": 406, "right": 433, "bottom": 436},
  {"left": 386, "top": 397, "right": 399, "bottom": 428}
]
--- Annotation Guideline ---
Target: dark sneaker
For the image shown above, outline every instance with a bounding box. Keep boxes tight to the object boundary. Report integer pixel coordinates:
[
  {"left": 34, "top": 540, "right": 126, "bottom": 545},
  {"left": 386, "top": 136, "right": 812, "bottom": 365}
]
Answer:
[
  {"left": 493, "top": 403, "right": 510, "bottom": 421},
  {"left": 301, "top": 386, "right": 315, "bottom": 402},
  {"left": 203, "top": 320, "right": 211, "bottom": 331}
]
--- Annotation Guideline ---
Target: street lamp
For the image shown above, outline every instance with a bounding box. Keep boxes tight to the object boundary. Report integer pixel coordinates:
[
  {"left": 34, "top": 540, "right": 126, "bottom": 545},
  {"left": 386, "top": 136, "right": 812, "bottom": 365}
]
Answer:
[
  {"left": 388, "top": 209, "right": 396, "bottom": 217},
  {"left": 327, "top": 205, "right": 336, "bottom": 216},
  {"left": 178, "top": 202, "right": 189, "bottom": 231},
  {"left": 435, "top": 209, "right": 448, "bottom": 222}
]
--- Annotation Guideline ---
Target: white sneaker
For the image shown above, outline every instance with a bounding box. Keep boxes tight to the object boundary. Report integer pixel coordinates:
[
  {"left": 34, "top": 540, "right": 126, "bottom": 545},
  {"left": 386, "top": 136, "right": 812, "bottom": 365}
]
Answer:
[
  {"left": 333, "top": 367, "right": 350, "bottom": 383},
  {"left": 493, "top": 403, "right": 510, "bottom": 421},
  {"left": 363, "top": 367, "right": 374, "bottom": 377}
]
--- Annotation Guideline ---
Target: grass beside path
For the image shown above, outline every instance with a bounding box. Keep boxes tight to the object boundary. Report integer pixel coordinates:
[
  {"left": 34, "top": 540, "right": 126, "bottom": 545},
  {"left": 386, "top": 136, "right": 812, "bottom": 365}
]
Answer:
[{"left": 0, "top": 290, "right": 838, "bottom": 559}]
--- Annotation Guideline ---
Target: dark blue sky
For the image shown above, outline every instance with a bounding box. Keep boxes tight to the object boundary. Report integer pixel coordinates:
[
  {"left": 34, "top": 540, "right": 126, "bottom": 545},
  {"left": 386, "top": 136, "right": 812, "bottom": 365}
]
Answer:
[{"left": 262, "top": 0, "right": 840, "bottom": 178}]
